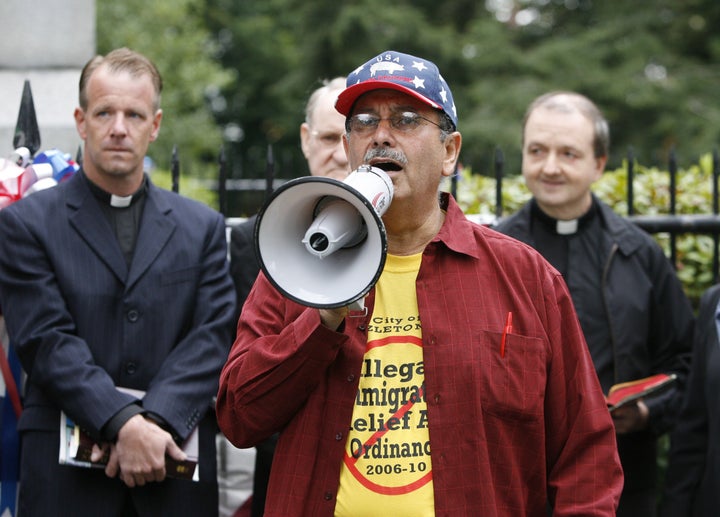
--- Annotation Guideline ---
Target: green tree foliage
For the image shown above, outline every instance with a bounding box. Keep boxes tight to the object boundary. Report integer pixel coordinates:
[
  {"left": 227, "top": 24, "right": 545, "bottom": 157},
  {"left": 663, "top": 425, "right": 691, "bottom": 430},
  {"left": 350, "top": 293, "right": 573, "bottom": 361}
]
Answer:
[
  {"left": 459, "top": 0, "right": 720, "bottom": 174},
  {"left": 96, "top": 0, "right": 234, "bottom": 181},
  {"left": 200, "top": 0, "right": 719, "bottom": 215},
  {"left": 97, "top": 0, "right": 720, "bottom": 224},
  {"left": 202, "top": 0, "right": 463, "bottom": 202},
  {"left": 201, "top": 0, "right": 309, "bottom": 187}
]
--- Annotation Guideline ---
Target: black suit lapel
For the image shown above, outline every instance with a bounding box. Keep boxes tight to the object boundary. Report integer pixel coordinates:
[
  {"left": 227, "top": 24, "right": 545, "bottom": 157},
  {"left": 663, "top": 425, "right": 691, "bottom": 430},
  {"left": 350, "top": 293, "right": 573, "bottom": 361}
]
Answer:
[
  {"left": 126, "top": 187, "right": 176, "bottom": 291},
  {"left": 67, "top": 178, "right": 128, "bottom": 284}
]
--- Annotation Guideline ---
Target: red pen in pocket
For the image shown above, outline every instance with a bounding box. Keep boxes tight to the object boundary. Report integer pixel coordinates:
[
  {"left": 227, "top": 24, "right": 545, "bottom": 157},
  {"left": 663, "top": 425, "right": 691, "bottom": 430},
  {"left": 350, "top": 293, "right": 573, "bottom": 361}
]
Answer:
[{"left": 500, "top": 312, "right": 513, "bottom": 358}]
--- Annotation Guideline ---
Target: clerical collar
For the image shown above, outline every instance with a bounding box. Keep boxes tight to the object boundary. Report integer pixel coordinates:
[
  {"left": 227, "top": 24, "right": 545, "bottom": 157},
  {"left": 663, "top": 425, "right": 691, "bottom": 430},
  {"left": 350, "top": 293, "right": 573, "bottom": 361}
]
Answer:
[
  {"left": 531, "top": 198, "right": 598, "bottom": 235},
  {"left": 84, "top": 172, "right": 148, "bottom": 208}
]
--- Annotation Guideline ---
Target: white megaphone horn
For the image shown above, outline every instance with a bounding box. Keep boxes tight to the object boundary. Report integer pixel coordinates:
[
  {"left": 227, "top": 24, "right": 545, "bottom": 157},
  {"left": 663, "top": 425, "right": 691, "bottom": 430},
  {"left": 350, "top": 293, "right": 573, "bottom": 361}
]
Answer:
[{"left": 255, "top": 164, "right": 393, "bottom": 309}]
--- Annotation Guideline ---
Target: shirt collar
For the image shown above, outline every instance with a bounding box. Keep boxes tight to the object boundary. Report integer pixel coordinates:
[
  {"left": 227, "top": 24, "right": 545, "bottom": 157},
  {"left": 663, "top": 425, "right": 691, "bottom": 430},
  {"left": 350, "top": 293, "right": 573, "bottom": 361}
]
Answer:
[
  {"left": 433, "top": 192, "right": 484, "bottom": 259},
  {"left": 531, "top": 198, "right": 598, "bottom": 235},
  {"left": 83, "top": 171, "right": 148, "bottom": 208}
]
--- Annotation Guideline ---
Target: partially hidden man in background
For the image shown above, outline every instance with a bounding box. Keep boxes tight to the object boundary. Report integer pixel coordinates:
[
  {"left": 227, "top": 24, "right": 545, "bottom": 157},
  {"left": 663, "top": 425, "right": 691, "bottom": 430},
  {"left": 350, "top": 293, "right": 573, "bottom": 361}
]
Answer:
[
  {"left": 494, "top": 91, "right": 694, "bottom": 517},
  {"left": 0, "top": 48, "right": 236, "bottom": 516},
  {"left": 226, "top": 76, "right": 349, "bottom": 517},
  {"left": 216, "top": 50, "right": 623, "bottom": 516},
  {"left": 661, "top": 282, "right": 720, "bottom": 516}
]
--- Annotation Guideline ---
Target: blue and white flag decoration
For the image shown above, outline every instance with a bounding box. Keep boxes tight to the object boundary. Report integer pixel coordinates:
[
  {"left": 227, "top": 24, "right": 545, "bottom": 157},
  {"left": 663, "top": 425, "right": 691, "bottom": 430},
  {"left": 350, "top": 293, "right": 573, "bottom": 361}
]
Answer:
[{"left": 0, "top": 145, "right": 77, "bottom": 517}]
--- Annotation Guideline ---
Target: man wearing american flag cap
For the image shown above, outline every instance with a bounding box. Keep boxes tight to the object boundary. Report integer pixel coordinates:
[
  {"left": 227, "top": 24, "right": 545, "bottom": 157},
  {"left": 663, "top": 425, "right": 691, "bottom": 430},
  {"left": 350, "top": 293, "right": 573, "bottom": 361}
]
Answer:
[{"left": 217, "top": 50, "right": 622, "bottom": 516}]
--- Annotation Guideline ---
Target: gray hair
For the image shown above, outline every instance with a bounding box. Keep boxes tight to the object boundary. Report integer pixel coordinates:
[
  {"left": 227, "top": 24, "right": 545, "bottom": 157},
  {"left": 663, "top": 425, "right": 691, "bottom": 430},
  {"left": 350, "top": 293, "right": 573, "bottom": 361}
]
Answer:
[{"left": 304, "top": 77, "right": 347, "bottom": 126}]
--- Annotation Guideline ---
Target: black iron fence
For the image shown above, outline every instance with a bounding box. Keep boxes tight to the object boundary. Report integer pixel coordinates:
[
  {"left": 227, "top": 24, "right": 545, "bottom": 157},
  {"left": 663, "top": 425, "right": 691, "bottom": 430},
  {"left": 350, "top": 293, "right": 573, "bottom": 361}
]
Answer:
[{"left": 214, "top": 145, "right": 720, "bottom": 286}]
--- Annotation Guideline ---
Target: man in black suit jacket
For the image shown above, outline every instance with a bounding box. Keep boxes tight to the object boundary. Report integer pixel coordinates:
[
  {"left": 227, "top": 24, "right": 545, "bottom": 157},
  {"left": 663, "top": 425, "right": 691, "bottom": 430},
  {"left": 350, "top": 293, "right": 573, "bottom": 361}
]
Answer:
[
  {"left": 227, "top": 76, "right": 349, "bottom": 516},
  {"left": 661, "top": 284, "right": 720, "bottom": 517},
  {"left": 0, "top": 48, "right": 236, "bottom": 516},
  {"left": 229, "top": 76, "right": 350, "bottom": 313}
]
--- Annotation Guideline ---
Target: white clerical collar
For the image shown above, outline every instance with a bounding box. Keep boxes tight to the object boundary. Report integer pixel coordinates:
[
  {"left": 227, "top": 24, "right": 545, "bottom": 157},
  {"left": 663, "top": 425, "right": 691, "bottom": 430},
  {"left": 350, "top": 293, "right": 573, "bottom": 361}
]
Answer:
[
  {"left": 556, "top": 219, "right": 579, "bottom": 235},
  {"left": 110, "top": 194, "right": 133, "bottom": 208},
  {"left": 84, "top": 171, "right": 148, "bottom": 208}
]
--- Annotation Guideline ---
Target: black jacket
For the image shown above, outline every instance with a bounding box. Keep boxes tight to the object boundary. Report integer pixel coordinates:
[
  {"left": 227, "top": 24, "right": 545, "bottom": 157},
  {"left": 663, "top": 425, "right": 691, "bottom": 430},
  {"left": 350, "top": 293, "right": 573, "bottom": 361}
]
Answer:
[
  {"left": 229, "top": 214, "right": 260, "bottom": 317},
  {"left": 661, "top": 284, "right": 720, "bottom": 516}
]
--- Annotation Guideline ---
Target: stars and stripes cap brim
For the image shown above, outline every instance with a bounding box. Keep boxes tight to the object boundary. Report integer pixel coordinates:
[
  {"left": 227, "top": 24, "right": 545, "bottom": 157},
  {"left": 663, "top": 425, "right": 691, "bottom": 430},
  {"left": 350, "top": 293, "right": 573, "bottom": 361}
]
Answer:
[{"left": 336, "top": 50, "right": 458, "bottom": 129}]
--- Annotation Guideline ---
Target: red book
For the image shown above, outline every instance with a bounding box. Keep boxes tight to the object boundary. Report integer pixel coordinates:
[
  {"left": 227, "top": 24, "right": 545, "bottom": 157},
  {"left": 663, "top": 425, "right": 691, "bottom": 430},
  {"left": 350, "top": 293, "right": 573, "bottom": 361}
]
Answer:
[{"left": 605, "top": 373, "right": 677, "bottom": 412}]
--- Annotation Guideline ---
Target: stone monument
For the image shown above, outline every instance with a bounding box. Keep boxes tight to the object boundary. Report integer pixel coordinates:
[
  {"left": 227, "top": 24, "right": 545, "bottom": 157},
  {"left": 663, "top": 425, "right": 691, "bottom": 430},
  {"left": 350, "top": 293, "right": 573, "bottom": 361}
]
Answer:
[{"left": 0, "top": 0, "right": 95, "bottom": 157}]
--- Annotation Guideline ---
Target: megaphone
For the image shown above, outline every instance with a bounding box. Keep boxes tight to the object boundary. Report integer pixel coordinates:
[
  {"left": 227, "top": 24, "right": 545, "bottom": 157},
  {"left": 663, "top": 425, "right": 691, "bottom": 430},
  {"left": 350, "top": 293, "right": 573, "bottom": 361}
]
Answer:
[{"left": 255, "top": 164, "right": 393, "bottom": 309}]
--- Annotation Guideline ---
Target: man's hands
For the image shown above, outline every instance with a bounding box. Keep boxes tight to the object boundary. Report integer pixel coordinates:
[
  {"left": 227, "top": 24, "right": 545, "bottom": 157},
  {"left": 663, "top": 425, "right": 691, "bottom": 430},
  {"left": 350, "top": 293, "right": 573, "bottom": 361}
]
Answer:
[
  {"left": 317, "top": 297, "right": 368, "bottom": 330},
  {"left": 319, "top": 306, "right": 349, "bottom": 330},
  {"left": 611, "top": 399, "right": 650, "bottom": 435},
  {"left": 91, "top": 414, "right": 186, "bottom": 487}
]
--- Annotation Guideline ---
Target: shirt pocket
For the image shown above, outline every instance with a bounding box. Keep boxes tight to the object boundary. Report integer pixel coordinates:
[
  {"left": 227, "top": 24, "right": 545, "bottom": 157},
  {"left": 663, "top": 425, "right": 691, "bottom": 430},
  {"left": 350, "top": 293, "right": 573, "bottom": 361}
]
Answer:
[{"left": 476, "top": 329, "right": 547, "bottom": 422}]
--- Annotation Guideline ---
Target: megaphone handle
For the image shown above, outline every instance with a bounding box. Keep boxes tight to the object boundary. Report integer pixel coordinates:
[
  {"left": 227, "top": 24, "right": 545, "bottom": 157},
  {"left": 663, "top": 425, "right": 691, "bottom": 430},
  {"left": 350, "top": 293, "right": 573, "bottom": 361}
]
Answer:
[{"left": 347, "top": 298, "right": 368, "bottom": 317}]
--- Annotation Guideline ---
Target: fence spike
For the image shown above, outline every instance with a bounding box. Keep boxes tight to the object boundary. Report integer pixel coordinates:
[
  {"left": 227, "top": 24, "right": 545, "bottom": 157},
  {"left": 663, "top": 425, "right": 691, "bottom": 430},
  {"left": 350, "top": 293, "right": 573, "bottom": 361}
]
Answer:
[
  {"left": 495, "top": 146, "right": 504, "bottom": 219},
  {"left": 218, "top": 146, "right": 227, "bottom": 216},
  {"left": 668, "top": 147, "right": 678, "bottom": 267},
  {"left": 714, "top": 148, "right": 719, "bottom": 284},
  {"left": 669, "top": 147, "right": 677, "bottom": 215},
  {"left": 627, "top": 147, "right": 635, "bottom": 216},
  {"left": 713, "top": 149, "right": 719, "bottom": 215},
  {"left": 13, "top": 80, "right": 41, "bottom": 156},
  {"left": 171, "top": 145, "right": 179, "bottom": 193},
  {"left": 265, "top": 144, "right": 275, "bottom": 201}
]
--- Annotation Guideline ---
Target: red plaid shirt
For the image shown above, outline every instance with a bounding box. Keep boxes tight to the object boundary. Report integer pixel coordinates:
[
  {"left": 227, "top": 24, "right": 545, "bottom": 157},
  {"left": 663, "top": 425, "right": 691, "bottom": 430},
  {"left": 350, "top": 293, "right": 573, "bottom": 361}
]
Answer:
[{"left": 217, "top": 194, "right": 622, "bottom": 517}]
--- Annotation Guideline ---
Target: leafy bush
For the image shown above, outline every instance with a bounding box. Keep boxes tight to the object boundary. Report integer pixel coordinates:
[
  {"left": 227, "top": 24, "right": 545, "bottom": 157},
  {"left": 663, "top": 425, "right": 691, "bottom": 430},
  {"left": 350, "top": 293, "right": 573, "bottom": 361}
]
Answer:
[
  {"left": 447, "top": 153, "right": 720, "bottom": 305},
  {"left": 150, "top": 168, "right": 218, "bottom": 210}
]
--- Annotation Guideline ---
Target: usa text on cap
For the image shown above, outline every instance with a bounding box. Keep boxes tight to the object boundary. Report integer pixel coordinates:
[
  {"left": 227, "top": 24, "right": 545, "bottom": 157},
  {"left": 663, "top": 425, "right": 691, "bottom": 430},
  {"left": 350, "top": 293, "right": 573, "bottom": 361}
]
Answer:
[{"left": 336, "top": 50, "right": 458, "bottom": 129}]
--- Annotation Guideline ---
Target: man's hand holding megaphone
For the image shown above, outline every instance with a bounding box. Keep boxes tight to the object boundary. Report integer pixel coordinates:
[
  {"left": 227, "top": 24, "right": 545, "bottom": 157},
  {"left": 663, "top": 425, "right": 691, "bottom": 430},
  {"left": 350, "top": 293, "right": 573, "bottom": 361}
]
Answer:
[{"left": 319, "top": 306, "right": 350, "bottom": 331}]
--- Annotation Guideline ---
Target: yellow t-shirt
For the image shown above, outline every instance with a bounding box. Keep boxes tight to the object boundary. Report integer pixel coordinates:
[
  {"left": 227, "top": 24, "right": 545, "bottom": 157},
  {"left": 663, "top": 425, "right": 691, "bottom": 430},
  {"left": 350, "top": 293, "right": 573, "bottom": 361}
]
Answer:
[{"left": 335, "top": 253, "right": 434, "bottom": 517}]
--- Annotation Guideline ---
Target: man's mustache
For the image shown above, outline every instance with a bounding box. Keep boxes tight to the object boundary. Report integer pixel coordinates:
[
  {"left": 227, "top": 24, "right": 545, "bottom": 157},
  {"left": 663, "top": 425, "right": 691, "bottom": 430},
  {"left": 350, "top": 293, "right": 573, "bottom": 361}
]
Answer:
[{"left": 363, "top": 147, "right": 408, "bottom": 166}]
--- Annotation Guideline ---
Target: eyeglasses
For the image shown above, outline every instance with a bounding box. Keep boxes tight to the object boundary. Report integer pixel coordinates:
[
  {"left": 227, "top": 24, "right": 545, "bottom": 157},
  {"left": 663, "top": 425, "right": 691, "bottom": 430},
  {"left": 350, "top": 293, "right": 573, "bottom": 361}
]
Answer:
[
  {"left": 346, "top": 111, "right": 443, "bottom": 135},
  {"left": 310, "top": 130, "right": 343, "bottom": 149}
]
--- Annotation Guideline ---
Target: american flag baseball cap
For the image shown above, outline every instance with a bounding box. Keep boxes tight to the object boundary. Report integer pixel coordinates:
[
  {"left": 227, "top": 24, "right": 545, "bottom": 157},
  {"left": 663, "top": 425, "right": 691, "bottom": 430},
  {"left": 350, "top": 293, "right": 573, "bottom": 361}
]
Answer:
[{"left": 336, "top": 50, "right": 458, "bottom": 129}]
